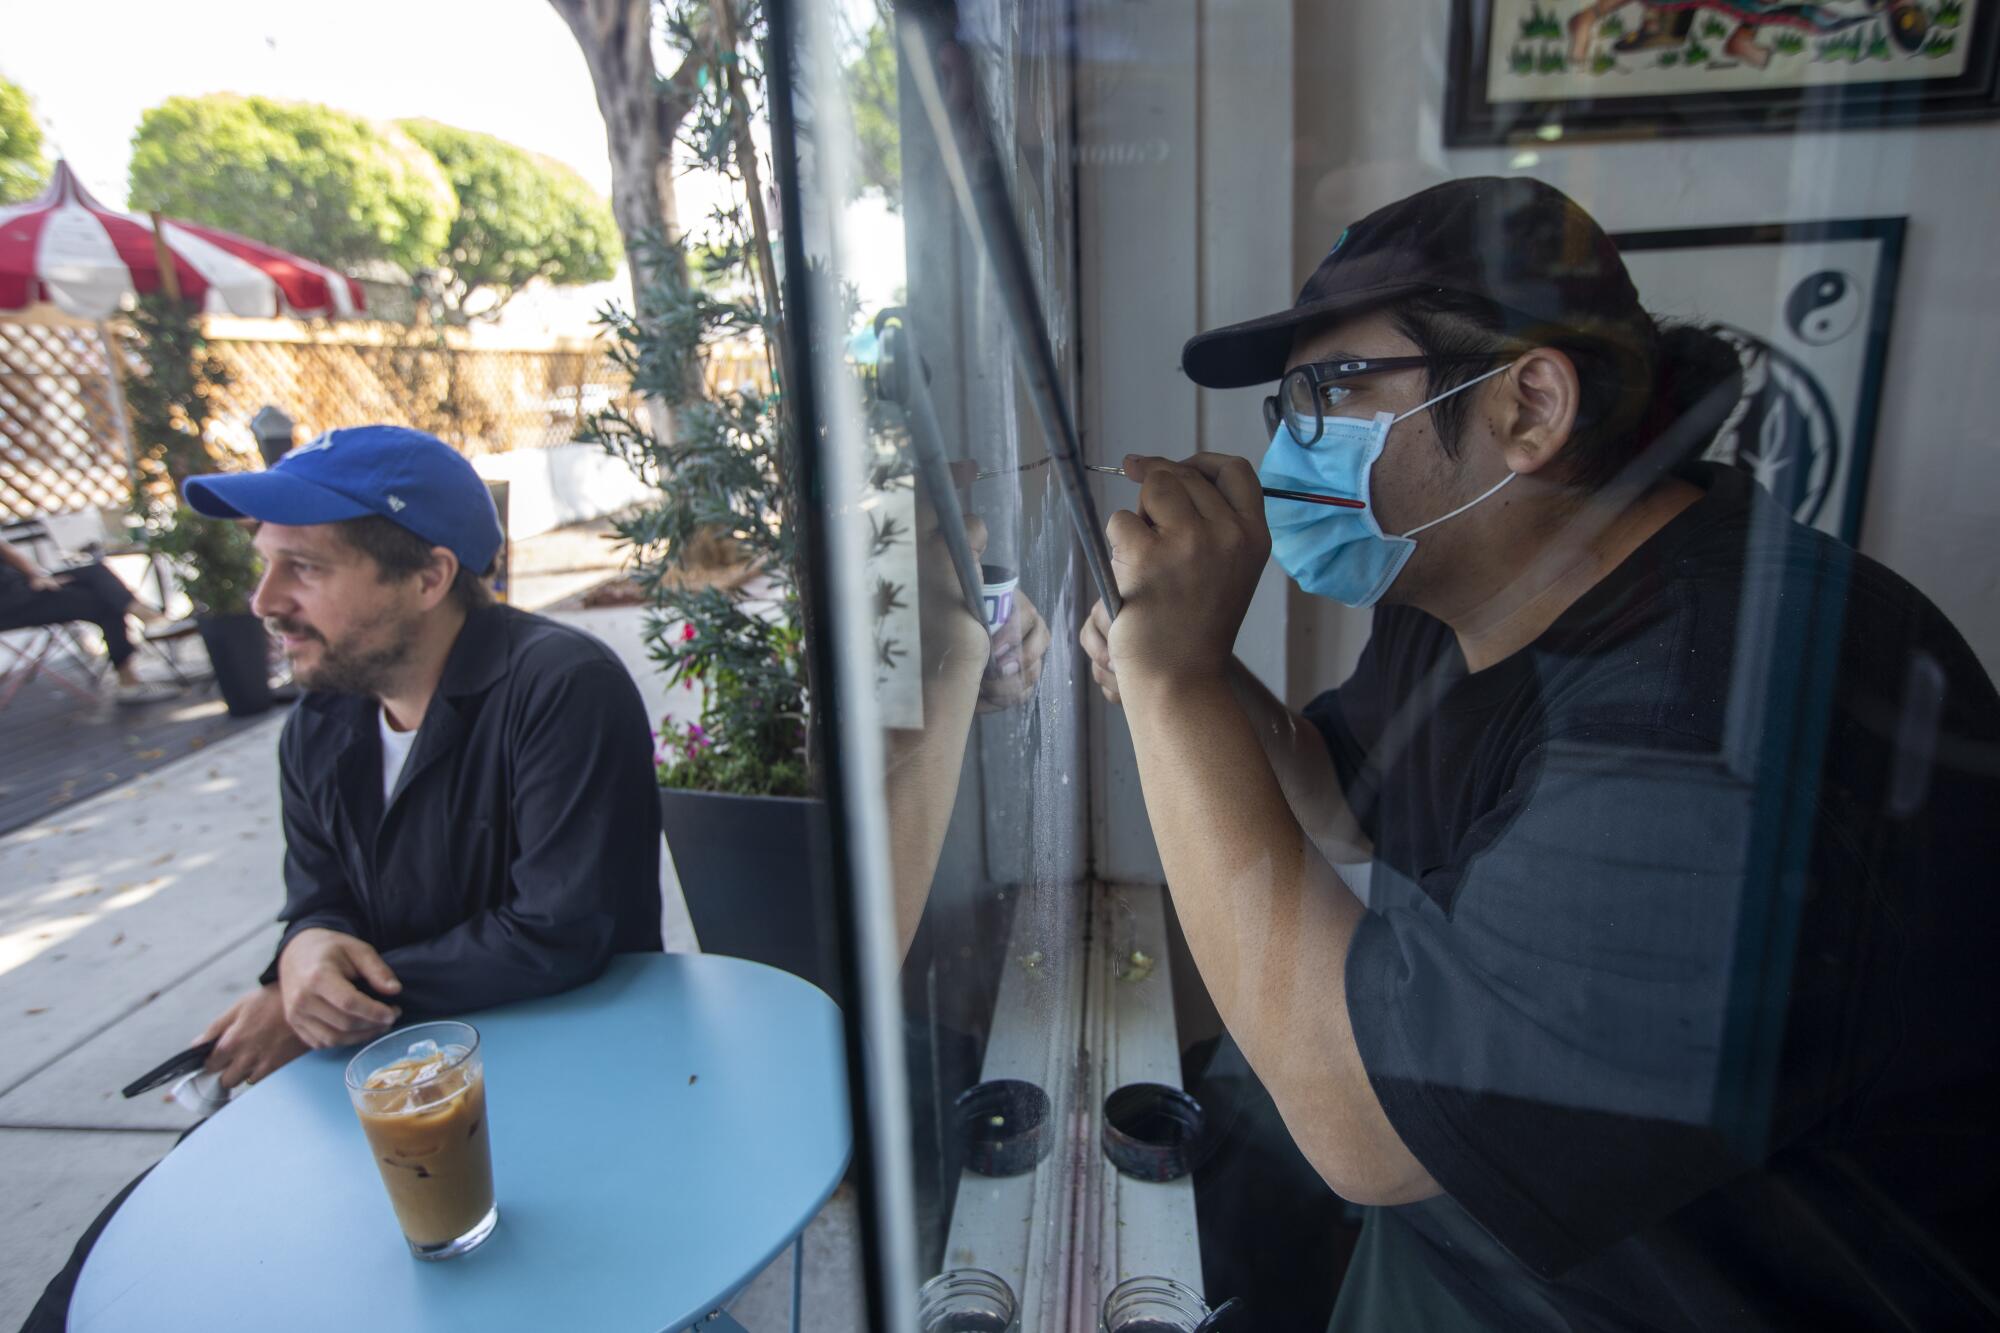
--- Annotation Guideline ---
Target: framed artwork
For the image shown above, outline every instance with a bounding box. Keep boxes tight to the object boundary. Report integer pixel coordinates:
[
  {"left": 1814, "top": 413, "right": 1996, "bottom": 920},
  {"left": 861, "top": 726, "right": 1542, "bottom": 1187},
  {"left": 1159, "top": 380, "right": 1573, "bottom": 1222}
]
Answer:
[
  {"left": 1447, "top": 0, "right": 2000, "bottom": 143},
  {"left": 1609, "top": 216, "right": 1906, "bottom": 544}
]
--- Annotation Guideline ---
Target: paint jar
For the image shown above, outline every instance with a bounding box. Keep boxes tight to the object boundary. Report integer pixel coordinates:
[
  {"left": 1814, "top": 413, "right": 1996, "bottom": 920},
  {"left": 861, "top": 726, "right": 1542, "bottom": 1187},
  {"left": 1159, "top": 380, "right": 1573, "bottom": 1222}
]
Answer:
[
  {"left": 919, "top": 1267, "right": 1019, "bottom": 1332},
  {"left": 1099, "top": 1275, "right": 1210, "bottom": 1332}
]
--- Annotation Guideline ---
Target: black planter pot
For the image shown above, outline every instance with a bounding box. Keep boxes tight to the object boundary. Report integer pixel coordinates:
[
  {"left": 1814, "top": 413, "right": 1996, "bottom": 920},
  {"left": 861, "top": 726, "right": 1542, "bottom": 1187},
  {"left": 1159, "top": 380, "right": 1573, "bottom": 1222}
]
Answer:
[
  {"left": 657, "top": 788, "right": 841, "bottom": 1003},
  {"left": 196, "top": 612, "right": 273, "bottom": 718}
]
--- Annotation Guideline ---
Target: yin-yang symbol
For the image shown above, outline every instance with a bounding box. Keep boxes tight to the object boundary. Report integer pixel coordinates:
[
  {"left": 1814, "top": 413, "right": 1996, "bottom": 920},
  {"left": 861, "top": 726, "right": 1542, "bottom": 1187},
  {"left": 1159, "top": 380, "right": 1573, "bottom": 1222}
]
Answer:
[
  {"left": 1784, "top": 270, "right": 1862, "bottom": 346},
  {"left": 1706, "top": 325, "right": 1839, "bottom": 528}
]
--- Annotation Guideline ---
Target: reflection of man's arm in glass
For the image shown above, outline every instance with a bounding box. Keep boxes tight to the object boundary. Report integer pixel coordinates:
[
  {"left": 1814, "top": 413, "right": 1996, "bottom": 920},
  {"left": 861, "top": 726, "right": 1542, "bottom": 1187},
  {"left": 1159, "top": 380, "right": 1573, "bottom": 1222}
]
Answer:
[
  {"left": 886, "top": 511, "right": 1049, "bottom": 956},
  {"left": 1083, "top": 604, "right": 1370, "bottom": 866}
]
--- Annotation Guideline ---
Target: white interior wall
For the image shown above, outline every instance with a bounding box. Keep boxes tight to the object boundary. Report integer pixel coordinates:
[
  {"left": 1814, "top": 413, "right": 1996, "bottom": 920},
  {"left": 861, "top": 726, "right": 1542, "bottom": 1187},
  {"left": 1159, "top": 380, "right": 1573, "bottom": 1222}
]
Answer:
[
  {"left": 1288, "top": 1, "right": 2000, "bottom": 699},
  {"left": 1081, "top": 0, "right": 1295, "bottom": 884}
]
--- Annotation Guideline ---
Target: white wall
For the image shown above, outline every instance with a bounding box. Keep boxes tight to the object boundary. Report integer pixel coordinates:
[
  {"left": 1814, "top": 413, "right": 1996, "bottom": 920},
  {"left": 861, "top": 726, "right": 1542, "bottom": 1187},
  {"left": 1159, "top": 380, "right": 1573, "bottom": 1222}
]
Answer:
[
  {"left": 469, "top": 441, "right": 659, "bottom": 540},
  {"left": 1079, "top": 0, "right": 1998, "bottom": 882},
  {"left": 1080, "top": 0, "right": 1296, "bottom": 883},
  {"left": 1288, "top": 0, "right": 2000, "bottom": 693}
]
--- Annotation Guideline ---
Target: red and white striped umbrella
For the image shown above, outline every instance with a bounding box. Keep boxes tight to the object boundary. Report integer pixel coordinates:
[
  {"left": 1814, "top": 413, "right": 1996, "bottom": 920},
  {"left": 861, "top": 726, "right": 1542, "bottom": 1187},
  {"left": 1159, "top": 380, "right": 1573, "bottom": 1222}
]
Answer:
[{"left": 0, "top": 160, "right": 364, "bottom": 320}]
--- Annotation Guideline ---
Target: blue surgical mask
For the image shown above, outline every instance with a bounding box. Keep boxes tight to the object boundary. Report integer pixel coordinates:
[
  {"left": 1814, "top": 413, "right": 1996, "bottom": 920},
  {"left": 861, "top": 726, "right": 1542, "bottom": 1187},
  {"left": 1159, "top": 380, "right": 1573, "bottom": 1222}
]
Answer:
[{"left": 1259, "top": 364, "right": 1514, "bottom": 608}]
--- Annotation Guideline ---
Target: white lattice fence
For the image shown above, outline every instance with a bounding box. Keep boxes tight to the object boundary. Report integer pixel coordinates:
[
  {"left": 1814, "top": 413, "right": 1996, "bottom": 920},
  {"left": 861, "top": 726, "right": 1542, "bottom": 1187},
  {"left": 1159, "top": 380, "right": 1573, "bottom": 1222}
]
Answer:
[
  {"left": 0, "top": 319, "right": 130, "bottom": 520},
  {"left": 2, "top": 312, "right": 772, "bottom": 523}
]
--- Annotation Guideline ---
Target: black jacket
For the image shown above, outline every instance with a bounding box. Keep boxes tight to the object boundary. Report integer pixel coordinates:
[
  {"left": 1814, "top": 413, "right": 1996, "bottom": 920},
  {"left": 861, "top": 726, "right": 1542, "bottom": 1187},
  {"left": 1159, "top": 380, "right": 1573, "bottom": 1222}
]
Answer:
[{"left": 259, "top": 604, "right": 663, "bottom": 1015}]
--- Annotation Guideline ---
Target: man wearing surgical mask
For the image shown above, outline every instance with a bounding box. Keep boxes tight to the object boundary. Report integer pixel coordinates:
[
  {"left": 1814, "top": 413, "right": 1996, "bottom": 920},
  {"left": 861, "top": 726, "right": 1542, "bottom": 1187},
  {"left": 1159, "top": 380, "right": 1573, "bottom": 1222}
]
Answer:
[{"left": 1081, "top": 177, "right": 2000, "bottom": 1330}]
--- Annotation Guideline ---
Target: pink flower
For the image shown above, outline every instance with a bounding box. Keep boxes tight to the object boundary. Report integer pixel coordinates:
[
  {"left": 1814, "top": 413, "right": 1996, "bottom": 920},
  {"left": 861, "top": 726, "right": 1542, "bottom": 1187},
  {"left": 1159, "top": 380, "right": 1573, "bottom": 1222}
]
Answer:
[{"left": 682, "top": 623, "right": 696, "bottom": 642}]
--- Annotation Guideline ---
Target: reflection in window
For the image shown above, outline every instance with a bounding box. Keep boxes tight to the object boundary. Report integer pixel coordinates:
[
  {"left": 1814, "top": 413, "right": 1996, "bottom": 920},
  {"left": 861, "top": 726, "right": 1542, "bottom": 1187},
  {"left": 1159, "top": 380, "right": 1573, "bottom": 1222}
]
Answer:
[{"left": 783, "top": 0, "right": 2000, "bottom": 1327}]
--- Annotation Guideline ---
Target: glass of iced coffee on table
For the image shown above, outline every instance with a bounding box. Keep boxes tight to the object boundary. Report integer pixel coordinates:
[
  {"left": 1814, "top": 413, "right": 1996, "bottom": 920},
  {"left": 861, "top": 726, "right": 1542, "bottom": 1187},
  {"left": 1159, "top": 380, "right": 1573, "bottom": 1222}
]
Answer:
[{"left": 345, "top": 1021, "right": 497, "bottom": 1260}]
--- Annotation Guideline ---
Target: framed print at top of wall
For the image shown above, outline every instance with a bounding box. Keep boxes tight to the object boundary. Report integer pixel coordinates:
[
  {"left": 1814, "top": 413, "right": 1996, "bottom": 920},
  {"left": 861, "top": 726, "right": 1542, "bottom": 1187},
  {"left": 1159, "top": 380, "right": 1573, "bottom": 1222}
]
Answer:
[
  {"left": 1447, "top": 0, "right": 2000, "bottom": 143},
  {"left": 1610, "top": 216, "right": 1906, "bottom": 545}
]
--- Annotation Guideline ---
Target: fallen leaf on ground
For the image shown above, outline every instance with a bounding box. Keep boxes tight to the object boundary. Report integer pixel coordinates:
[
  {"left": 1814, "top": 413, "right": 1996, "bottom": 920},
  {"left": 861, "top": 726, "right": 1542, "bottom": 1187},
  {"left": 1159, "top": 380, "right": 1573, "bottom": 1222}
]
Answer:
[
  {"left": 109, "top": 932, "right": 125, "bottom": 947},
  {"left": 25, "top": 1007, "right": 47, "bottom": 1016},
  {"left": 134, "top": 749, "right": 166, "bottom": 761}
]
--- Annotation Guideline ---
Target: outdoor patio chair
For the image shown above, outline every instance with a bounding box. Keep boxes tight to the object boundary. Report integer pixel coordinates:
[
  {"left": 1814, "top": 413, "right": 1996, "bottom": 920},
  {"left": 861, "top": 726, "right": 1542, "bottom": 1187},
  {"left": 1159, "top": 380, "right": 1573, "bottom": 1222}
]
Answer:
[
  {"left": 3, "top": 513, "right": 200, "bottom": 690},
  {"left": 0, "top": 621, "right": 104, "bottom": 710}
]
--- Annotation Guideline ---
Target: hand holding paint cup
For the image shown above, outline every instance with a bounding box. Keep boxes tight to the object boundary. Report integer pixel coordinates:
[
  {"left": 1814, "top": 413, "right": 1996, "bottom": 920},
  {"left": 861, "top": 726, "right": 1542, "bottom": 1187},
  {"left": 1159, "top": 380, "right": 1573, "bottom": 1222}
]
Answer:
[{"left": 980, "top": 564, "right": 1018, "bottom": 636}]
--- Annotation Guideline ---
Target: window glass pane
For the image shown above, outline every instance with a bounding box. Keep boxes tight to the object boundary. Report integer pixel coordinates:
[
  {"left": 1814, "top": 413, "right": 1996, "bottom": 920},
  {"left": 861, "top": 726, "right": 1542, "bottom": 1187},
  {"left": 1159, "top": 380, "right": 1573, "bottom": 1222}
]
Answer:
[{"left": 783, "top": 0, "right": 2000, "bottom": 1328}]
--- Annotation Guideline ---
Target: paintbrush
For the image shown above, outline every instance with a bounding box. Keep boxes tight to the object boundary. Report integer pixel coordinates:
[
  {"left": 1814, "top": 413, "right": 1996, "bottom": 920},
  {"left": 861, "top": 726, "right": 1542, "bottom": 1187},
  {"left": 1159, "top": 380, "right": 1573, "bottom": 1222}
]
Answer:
[{"left": 1082, "top": 464, "right": 1365, "bottom": 510}]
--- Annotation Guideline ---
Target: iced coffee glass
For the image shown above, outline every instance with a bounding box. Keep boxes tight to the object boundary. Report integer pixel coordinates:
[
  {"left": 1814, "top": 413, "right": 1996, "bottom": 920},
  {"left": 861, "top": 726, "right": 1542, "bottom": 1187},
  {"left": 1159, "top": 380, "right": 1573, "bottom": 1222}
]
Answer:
[{"left": 345, "top": 1021, "right": 497, "bottom": 1260}]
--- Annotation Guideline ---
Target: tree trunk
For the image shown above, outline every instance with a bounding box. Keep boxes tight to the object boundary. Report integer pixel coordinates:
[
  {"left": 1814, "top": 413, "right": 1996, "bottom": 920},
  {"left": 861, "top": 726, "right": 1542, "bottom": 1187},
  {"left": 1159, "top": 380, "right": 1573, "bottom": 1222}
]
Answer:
[
  {"left": 547, "top": 0, "right": 704, "bottom": 310},
  {"left": 550, "top": 0, "right": 714, "bottom": 449}
]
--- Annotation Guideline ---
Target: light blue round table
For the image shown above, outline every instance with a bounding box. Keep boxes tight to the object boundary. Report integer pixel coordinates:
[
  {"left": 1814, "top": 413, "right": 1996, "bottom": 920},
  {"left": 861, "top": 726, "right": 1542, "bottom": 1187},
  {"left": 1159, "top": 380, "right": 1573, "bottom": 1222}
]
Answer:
[{"left": 71, "top": 954, "right": 851, "bottom": 1333}]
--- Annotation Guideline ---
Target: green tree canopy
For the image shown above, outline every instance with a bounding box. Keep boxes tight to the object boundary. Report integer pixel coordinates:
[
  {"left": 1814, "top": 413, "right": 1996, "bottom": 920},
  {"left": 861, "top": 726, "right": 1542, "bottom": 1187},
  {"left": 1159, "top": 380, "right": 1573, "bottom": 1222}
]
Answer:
[
  {"left": 128, "top": 94, "right": 454, "bottom": 274},
  {"left": 845, "top": 19, "right": 901, "bottom": 210},
  {"left": 398, "top": 119, "right": 621, "bottom": 318},
  {"left": 0, "top": 77, "right": 50, "bottom": 204}
]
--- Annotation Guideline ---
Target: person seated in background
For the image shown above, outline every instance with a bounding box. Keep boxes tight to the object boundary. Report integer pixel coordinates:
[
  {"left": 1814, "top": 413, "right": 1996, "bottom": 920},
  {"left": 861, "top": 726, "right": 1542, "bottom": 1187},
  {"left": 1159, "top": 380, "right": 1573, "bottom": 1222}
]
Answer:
[
  {"left": 0, "top": 538, "right": 182, "bottom": 704},
  {"left": 21, "top": 424, "right": 663, "bottom": 1333}
]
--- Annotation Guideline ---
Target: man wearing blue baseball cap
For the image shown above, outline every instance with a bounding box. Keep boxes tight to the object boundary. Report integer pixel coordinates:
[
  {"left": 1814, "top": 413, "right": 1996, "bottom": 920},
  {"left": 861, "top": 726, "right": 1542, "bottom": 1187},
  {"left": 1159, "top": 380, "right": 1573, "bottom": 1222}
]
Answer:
[
  {"left": 21, "top": 424, "right": 666, "bottom": 1330},
  {"left": 177, "top": 424, "right": 663, "bottom": 1080}
]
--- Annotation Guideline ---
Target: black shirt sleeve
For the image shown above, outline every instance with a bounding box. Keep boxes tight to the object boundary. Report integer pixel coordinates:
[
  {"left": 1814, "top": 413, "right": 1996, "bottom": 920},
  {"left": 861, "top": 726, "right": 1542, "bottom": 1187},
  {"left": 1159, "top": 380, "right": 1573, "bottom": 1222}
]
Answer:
[
  {"left": 376, "top": 656, "right": 662, "bottom": 1016},
  {"left": 260, "top": 711, "right": 369, "bottom": 985},
  {"left": 1345, "top": 734, "right": 1768, "bottom": 1278}
]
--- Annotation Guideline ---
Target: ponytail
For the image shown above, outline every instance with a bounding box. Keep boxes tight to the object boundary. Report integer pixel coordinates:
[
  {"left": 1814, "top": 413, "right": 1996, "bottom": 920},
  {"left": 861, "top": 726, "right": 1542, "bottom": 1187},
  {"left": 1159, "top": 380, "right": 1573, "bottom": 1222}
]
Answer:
[
  {"left": 1636, "top": 321, "right": 1744, "bottom": 475},
  {"left": 1391, "top": 293, "right": 1746, "bottom": 492}
]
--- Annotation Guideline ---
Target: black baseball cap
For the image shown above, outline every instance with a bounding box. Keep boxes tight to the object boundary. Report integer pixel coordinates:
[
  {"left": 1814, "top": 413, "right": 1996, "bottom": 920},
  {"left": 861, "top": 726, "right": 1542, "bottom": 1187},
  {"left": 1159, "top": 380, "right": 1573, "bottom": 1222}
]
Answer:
[{"left": 1181, "top": 176, "right": 1648, "bottom": 389}]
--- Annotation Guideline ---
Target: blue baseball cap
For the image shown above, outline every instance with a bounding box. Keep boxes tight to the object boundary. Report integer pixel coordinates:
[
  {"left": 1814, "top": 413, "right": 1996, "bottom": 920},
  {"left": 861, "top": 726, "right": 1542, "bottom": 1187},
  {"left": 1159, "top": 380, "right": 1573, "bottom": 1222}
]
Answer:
[{"left": 184, "top": 425, "right": 504, "bottom": 576}]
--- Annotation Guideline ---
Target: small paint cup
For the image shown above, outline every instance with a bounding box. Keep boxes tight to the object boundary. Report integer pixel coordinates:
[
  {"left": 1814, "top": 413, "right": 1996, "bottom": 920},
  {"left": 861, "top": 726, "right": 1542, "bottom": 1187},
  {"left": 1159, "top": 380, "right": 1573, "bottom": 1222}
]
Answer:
[
  {"left": 980, "top": 564, "right": 1018, "bottom": 635},
  {"left": 954, "top": 1079, "right": 1053, "bottom": 1177},
  {"left": 1102, "top": 1082, "right": 1207, "bottom": 1182}
]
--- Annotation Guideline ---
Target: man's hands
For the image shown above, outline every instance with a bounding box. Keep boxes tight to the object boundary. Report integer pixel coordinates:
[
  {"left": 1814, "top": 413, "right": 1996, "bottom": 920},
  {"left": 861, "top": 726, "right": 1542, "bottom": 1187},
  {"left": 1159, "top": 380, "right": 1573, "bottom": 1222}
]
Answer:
[
  {"left": 1088, "top": 453, "right": 1270, "bottom": 701},
  {"left": 277, "top": 927, "right": 403, "bottom": 1049},
  {"left": 913, "top": 504, "right": 1050, "bottom": 713},
  {"left": 978, "top": 590, "right": 1049, "bottom": 712},
  {"left": 1080, "top": 598, "right": 1122, "bottom": 705},
  {"left": 197, "top": 983, "right": 307, "bottom": 1090},
  {"left": 190, "top": 929, "right": 402, "bottom": 1090}
]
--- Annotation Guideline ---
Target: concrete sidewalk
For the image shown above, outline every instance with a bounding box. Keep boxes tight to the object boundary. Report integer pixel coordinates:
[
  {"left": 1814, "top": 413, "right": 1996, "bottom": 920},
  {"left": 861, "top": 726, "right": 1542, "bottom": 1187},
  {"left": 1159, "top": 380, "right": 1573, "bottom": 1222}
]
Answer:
[{"left": 0, "top": 522, "right": 862, "bottom": 1330}]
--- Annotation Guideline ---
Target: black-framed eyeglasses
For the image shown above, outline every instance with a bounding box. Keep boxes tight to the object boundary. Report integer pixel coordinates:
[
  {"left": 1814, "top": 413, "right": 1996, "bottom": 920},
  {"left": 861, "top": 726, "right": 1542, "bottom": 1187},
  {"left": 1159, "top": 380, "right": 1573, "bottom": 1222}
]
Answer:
[{"left": 1262, "top": 355, "right": 1507, "bottom": 446}]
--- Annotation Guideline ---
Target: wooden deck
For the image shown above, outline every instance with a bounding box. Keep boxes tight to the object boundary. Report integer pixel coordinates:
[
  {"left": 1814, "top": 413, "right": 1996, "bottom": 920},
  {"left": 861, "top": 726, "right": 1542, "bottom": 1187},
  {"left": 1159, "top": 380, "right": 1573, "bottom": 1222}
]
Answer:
[{"left": 0, "top": 659, "right": 285, "bottom": 838}]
